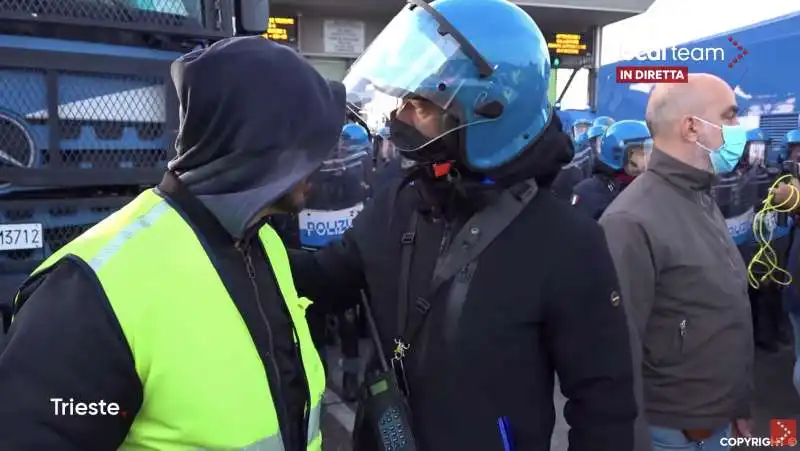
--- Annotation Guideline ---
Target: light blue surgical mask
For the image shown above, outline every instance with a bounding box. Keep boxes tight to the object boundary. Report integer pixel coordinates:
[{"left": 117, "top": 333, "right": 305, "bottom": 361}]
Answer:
[{"left": 693, "top": 116, "right": 747, "bottom": 174}]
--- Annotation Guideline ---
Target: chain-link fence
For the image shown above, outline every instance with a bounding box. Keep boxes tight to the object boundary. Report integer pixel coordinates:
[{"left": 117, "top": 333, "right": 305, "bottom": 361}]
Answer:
[{"left": 0, "top": 0, "right": 221, "bottom": 34}]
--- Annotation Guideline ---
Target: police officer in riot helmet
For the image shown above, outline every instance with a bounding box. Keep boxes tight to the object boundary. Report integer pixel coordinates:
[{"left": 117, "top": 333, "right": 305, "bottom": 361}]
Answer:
[
  {"left": 751, "top": 129, "right": 800, "bottom": 353},
  {"left": 288, "top": 0, "right": 636, "bottom": 449},
  {"left": 551, "top": 130, "right": 591, "bottom": 200},
  {"left": 371, "top": 125, "right": 406, "bottom": 195},
  {"left": 572, "top": 120, "right": 652, "bottom": 219},
  {"left": 300, "top": 123, "right": 371, "bottom": 400},
  {"left": 710, "top": 128, "right": 763, "bottom": 251},
  {"left": 780, "top": 128, "right": 800, "bottom": 394},
  {"left": 587, "top": 125, "right": 607, "bottom": 157},
  {"left": 585, "top": 124, "right": 607, "bottom": 175}
]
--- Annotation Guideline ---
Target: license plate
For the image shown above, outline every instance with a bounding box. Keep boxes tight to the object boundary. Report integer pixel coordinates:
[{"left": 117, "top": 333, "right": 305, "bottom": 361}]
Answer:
[{"left": 0, "top": 223, "right": 43, "bottom": 251}]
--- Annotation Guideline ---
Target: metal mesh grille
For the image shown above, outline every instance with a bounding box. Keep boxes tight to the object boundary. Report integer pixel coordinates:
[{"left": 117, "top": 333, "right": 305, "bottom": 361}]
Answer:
[
  {"left": 0, "top": 67, "right": 172, "bottom": 188},
  {"left": 0, "top": 197, "right": 131, "bottom": 270},
  {"left": 0, "top": 0, "right": 205, "bottom": 29}
]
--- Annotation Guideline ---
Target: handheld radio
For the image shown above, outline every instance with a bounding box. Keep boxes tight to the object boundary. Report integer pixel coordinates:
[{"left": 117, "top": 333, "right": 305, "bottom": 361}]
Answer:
[{"left": 359, "top": 294, "right": 419, "bottom": 451}]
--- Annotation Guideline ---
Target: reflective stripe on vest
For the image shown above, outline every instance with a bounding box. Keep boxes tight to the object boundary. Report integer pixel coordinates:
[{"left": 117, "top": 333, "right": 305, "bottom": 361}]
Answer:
[{"left": 24, "top": 190, "right": 325, "bottom": 451}]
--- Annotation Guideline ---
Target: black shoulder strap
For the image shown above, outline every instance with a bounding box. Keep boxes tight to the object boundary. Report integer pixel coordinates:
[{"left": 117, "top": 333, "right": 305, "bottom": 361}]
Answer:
[
  {"left": 429, "top": 180, "right": 538, "bottom": 294},
  {"left": 403, "top": 179, "right": 539, "bottom": 345},
  {"left": 396, "top": 210, "right": 420, "bottom": 337}
]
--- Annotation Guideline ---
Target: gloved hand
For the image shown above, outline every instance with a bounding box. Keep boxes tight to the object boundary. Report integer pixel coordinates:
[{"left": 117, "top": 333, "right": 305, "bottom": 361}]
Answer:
[{"left": 770, "top": 177, "right": 800, "bottom": 210}]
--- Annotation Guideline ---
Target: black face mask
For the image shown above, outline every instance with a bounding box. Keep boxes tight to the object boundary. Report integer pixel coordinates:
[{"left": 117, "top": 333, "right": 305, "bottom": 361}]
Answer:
[{"left": 389, "top": 117, "right": 454, "bottom": 163}]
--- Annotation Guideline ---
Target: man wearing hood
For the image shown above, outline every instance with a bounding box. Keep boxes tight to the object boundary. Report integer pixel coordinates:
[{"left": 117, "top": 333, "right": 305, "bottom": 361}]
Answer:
[
  {"left": 288, "top": 0, "right": 637, "bottom": 450},
  {"left": 0, "top": 36, "right": 343, "bottom": 451}
]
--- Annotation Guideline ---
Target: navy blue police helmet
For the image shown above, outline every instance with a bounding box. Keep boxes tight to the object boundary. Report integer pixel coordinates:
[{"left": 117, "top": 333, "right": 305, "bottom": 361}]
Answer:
[
  {"left": 593, "top": 116, "right": 615, "bottom": 128},
  {"left": 343, "top": 0, "right": 553, "bottom": 171},
  {"left": 600, "top": 120, "right": 652, "bottom": 171},
  {"left": 744, "top": 128, "right": 768, "bottom": 168}
]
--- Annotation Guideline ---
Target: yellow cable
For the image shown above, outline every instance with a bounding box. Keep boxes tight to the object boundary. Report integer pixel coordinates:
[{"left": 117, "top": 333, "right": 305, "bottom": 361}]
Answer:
[{"left": 746, "top": 175, "right": 800, "bottom": 289}]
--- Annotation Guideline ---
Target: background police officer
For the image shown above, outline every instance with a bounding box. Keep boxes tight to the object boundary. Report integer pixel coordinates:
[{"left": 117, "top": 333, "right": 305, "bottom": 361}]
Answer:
[
  {"left": 781, "top": 128, "right": 800, "bottom": 395},
  {"left": 748, "top": 129, "right": 797, "bottom": 352},
  {"left": 586, "top": 124, "right": 608, "bottom": 172},
  {"left": 552, "top": 130, "right": 592, "bottom": 199},
  {"left": 572, "top": 120, "right": 652, "bottom": 219},
  {"left": 300, "top": 123, "right": 371, "bottom": 401}
]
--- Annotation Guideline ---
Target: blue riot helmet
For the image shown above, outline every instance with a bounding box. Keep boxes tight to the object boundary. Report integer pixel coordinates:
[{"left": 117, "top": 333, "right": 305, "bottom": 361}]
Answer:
[
  {"left": 319, "top": 123, "right": 370, "bottom": 175},
  {"left": 785, "top": 129, "right": 800, "bottom": 162},
  {"left": 571, "top": 118, "right": 592, "bottom": 140},
  {"left": 586, "top": 125, "right": 606, "bottom": 155},
  {"left": 339, "top": 123, "right": 371, "bottom": 156},
  {"left": 593, "top": 116, "right": 615, "bottom": 128},
  {"left": 343, "top": 0, "right": 553, "bottom": 172},
  {"left": 600, "top": 120, "right": 653, "bottom": 175},
  {"left": 743, "top": 128, "right": 768, "bottom": 169}
]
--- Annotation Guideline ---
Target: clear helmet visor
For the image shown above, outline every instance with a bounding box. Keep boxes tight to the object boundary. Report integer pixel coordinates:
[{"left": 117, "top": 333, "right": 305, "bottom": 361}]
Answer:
[
  {"left": 747, "top": 141, "right": 766, "bottom": 167},
  {"left": 343, "top": 5, "right": 495, "bottom": 153},
  {"left": 573, "top": 123, "right": 590, "bottom": 137},
  {"left": 319, "top": 151, "right": 367, "bottom": 174},
  {"left": 624, "top": 139, "right": 654, "bottom": 174}
]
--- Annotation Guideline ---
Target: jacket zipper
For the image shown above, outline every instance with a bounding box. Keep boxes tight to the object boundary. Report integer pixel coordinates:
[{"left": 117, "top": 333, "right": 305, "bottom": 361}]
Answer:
[
  {"left": 239, "top": 243, "right": 294, "bottom": 450},
  {"left": 679, "top": 319, "right": 687, "bottom": 353}
]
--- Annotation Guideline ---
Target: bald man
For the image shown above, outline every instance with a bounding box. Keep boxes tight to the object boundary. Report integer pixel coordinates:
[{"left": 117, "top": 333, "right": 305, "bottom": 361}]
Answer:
[{"left": 599, "top": 74, "right": 753, "bottom": 451}]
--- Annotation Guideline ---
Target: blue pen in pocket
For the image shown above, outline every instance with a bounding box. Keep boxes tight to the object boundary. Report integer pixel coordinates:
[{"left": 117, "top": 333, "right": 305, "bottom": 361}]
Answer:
[{"left": 497, "top": 416, "right": 514, "bottom": 451}]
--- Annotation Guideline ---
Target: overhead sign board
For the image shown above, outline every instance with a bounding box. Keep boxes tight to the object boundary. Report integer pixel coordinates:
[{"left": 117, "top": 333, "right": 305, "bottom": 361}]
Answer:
[
  {"left": 323, "top": 19, "right": 366, "bottom": 55},
  {"left": 264, "top": 16, "right": 298, "bottom": 46},
  {"left": 547, "top": 33, "right": 590, "bottom": 57}
]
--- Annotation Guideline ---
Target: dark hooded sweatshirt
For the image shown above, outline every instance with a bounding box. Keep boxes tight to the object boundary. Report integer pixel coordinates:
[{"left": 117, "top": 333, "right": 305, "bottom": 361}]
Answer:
[
  {"left": 0, "top": 36, "right": 345, "bottom": 451},
  {"left": 289, "top": 117, "right": 638, "bottom": 451}
]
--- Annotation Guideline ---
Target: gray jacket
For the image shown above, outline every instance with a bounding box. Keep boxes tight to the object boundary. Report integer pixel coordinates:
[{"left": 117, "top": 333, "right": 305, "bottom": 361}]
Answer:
[{"left": 599, "top": 149, "right": 753, "bottom": 431}]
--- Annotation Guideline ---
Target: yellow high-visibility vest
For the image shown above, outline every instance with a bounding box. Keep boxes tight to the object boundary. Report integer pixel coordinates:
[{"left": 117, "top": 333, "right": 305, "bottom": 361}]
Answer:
[{"left": 22, "top": 189, "right": 325, "bottom": 450}]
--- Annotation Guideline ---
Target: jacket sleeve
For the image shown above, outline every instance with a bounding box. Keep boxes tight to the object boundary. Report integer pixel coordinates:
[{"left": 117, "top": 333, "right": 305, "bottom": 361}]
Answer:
[
  {"left": 598, "top": 212, "right": 657, "bottom": 341},
  {"left": 599, "top": 212, "right": 658, "bottom": 451},
  {"left": 288, "top": 203, "right": 371, "bottom": 314},
  {"left": 572, "top": 179, "right": 606, "bottom": 220},
  {"left": 0, "top": 258, "right": 142, "bottom": 451},
  {"left": 543, "top": 222, "right": 637, "bottom": 451}
]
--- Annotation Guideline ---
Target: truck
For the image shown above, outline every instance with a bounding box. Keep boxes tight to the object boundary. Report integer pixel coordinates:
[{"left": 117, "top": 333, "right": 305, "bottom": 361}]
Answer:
[
  {"left": 595, "top": 0, "right": 800, "bottom": 155},
  {"left": 0, "top": 0, "right": 268, "bottom": 319}
]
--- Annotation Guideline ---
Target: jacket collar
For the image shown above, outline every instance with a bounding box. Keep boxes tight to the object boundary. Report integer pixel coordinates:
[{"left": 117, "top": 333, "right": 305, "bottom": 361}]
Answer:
[{"left": 648, "top": 148, "right": 715, "bottom": 193}]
